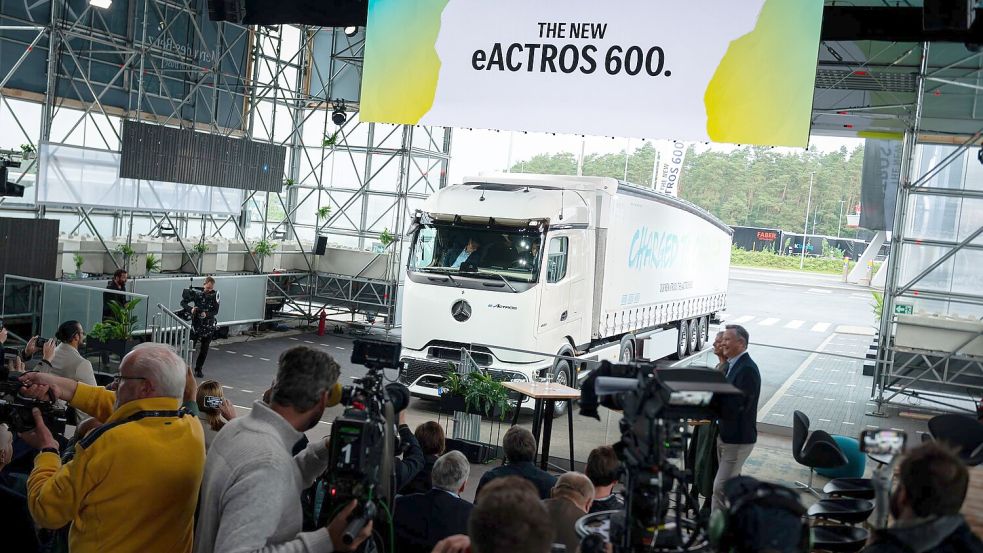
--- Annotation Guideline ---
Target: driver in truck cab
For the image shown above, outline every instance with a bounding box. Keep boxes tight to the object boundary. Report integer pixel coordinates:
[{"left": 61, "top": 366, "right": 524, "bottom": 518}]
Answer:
[{"left": 443, "top": 237, "right": 482, "bottom": 268}]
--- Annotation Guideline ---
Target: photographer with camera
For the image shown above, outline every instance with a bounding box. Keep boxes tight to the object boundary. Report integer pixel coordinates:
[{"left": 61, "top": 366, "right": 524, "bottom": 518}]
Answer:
[
  {"left": 16, "top": 342, "right": 205, "bottom": 553},
  {"left": 195, "top": 379, "right": 237, "bottom": 450},
  {"left": 399, "top": 421, "right": 446, "bottom": 495},
  {"left": 862, "top": 442, "right": 982, "bottom": 553},
  {"left": 194, "top": 345, "right": 372, "bottom": 553},
  {"left": 180, "top": 276, "right": 220, "bottom": 378},
  {"left": 394, "top": 409, "right": 427, "bottom": 492}
]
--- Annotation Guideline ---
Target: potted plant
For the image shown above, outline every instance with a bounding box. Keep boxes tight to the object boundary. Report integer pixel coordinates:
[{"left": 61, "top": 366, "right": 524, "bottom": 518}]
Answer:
[
  {"left": 114, "top": 243, "right": 135, "bottom": 271},
  {"left": 316, "top": 206, "right": 331, "bottom": 220},
  {"left": 191, "top": 242, "right": 209, "bottom": 270},
  {"left": 72, "top": 253, "right": 84, "bottom": 278},
  {"left": 438, "top": 370, "right": 512, "bottom": 420},
  {"left": 871, "top": 291, "right": 884, "bottom": 326},
  {"left": 284, "top": 178, "right": 296, "bottom": 187},
  {"left": 20, "top": 143, "right": 36, "bottom": 160},
  {"left": 252, "top": 239, "right": 277, "bottom": 272},
  {"left": 323, "top": 131, "right": 340, "bottom": 148},
  {"left": 379, "top": 228, "right": 395, "bottom": 248},
  {"left": 146, "top": 253, "right": 162, "bottom": 273},
  {"left": 86, "top": 297, "right": 143, "bottom": 360}
]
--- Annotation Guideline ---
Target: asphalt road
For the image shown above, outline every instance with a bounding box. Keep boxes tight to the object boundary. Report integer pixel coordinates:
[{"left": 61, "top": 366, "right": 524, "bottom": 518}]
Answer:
[{"left": 199, "top": 266, "right": 877, "bottom": 460}]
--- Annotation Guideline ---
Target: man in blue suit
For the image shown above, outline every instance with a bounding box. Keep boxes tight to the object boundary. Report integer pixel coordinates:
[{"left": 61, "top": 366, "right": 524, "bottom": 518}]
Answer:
[
  {"left": 393, "top": 451, "right": 473, "bottom": 553},
  {"left": 711, "top": 324, "right": 761, "bottom": 516}
]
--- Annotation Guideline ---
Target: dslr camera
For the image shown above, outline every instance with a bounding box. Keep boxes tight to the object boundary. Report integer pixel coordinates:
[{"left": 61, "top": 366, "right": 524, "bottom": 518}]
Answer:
[
  {"left": 313, "top": 338, "right": 409, "bottom": 552},
  {"left": 0, "top": 366, "right": 68, "bottom": 435}
]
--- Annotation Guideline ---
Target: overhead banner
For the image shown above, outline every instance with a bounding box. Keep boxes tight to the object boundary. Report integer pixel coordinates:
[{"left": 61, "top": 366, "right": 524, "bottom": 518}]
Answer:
[
  {"left": 361, "top": 0, "right": 823, "bottom": 147},
  {"left": 859, "top": 139, "right": 902, "bottom": 231}
]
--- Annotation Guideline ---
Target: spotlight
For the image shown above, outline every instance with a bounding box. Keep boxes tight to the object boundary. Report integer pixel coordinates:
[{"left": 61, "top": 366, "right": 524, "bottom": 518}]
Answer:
[
  {"left": 978, "top": 145, "right": 983, "bottom": 166},
  {"left": 344, "top": 26, "right": 358, "bottom": 37},
  {"left": 89, "top": 0, "right": 112, "bottom": 8},
  {"left": 332, "top": 100, "right": 347, "bottom": 126}
]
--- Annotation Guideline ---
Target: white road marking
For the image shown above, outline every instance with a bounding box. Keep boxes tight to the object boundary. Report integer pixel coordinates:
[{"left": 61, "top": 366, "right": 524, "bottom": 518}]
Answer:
[
  {"left": 845, "top": 401, "right": 857, "bottom": 404},
  {"left": 808, "top": 288, "right": 833, "bottom": 294},
  {"left": 303, "top": 340, "right": 314, "bottom": 344},
  {"left": 757, "top": 333, "right": 838, "bottom": 417},
  {"left": 241, "top": 389, "right": 254, "bottom": 393},
  {"left": 222, "top": 385, "right": 232, "bottom": 389},
  {"left": 819, "top": 418, "right": 832, "bottom": 422},
  {"left": 732, "top": 315, "right": 755, "bottom": 324},
  {"left": 759, "top": 317, "right": 780, "bottom": 326},
  {"left": 260, "top": 357, "right": 270, "bottom": 361},
  {"left": 771, "top": 413, "right": 786, "bottom": 417},
  {"left": 243, "top": 354, "right": 253, "bottom": 358},
  {"left": 842, "top": 422, "right": 855, "bottom": 425},
  {"left": 290, "top": 337, "right": 299, "bottom": 341},
  {"left": 785, "top": 320, "right": 804, "bottom": 329},
  {"left": 234, "top": 404, "right": 251, "bottom": 410},
  {"left": 225, "top": 351, "right": 236, "bottom": 354},
  {"left": 334, "top": 346, "right": 345, "bottom": 350},
  {"left": 823, "top": 398, "right": 835, "bottom": 401}
]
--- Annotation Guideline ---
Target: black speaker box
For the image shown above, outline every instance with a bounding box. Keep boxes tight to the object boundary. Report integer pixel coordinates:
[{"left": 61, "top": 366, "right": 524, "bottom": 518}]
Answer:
[
  {"left": 446, "top": 438, "right": 497, "bottom": 464},
  {"left": 315, "top": 236, "right": 328, "bottom": 256}
]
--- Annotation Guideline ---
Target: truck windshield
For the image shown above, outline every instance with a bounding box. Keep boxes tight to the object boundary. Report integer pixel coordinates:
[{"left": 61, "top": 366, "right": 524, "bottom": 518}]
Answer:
[{"left": 409, "top": 224, "right": 543, "bottom": 283}]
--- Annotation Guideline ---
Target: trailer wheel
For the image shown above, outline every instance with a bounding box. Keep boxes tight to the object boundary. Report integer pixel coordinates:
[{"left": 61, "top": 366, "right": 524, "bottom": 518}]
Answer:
[
  {"left": 688, "top": 319, "right": 700, "bottom": 355},
  {"left": 696, "top": 316, "right": 709, "bottom": 351},
  {"left": 672, "top": 320, "right": 690, "bottom": 360},
  {"left": 550, "top": 359, "right": 574, "bottom": 417}
]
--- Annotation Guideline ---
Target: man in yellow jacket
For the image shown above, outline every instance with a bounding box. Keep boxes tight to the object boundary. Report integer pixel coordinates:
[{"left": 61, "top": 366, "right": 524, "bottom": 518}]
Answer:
[{"left": 17, "top": 342, "right": 205, "bottom": 553}]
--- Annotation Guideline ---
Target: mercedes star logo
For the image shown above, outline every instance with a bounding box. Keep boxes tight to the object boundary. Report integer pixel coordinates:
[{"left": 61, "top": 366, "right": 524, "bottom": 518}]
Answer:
[{"left": 451, "top": 300, "right": 472, "bottom": 322}]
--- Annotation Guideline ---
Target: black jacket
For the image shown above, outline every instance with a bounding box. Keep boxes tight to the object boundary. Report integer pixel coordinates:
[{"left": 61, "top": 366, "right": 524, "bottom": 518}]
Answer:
[
  {"left": 1, "top": 475, "right": 40, "bottom": 552},
  {"left": 393, "top": 489, "right": 473, "bottom": 553},
  {"left": 715, "top": 352, "right": 761, "bottom": 444},
  {"left": 103, "top": 281, "right": 127, "bottom": 319},
  {"left": 399, "top": 454, "right": 438, "bottom": 495},
  {"left": 476, "top": 461, "right": 557, "bottom": 500},
  {"left": 862, "top": 515, "right": 983, "bottom": 553},
  {"left": 394, "top": 424, "right": 426, "bottom": 492}
]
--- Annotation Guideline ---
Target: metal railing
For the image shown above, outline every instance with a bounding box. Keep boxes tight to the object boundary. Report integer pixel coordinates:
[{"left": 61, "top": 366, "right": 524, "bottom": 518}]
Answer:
[{"left": 151, "top": 303, "right": 193, "bottom": 368}]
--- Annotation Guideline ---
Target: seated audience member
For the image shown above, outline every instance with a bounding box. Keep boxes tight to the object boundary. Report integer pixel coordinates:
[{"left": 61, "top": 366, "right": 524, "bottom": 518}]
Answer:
[
  {"left": 476, "top": 426, "right": 556, "bottom": 500},
  {"left": 586, "top": 445, "right": 625, "bottom": 514},
  {"left": 195, "top": 379, "right": 237, "bottom": 450},
  {"left": 194, "top": 345, "right": 371, "bottom": 553},
  {"left": 544, "top": 472, "right": 595, "bottom": 553},
  {"left": 442, "top": 476, "right": 553, "bottom": 553},
  {"left": 1, "top": 424, "right": 40, "bottom": 552},
  {"left": 862, "top": 442, "right": 983, "bottom": 553},
  {"left": 394, "top": 450, "right": 474, "bottom": 553},
  {"left": 17, "top": 343, "right": 205, "bottom": 553},
  {"left": 400, "top": 420, "right": 446, "bottom": 495}
]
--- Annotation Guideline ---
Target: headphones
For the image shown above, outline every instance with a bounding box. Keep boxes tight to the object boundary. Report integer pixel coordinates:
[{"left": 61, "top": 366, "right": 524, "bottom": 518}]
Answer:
[
  {"left": 325, "top": 382, "right": 343, "bottom": 407},
  {"left": 709, "top": 479, "right": 812, "bottom": 553}
]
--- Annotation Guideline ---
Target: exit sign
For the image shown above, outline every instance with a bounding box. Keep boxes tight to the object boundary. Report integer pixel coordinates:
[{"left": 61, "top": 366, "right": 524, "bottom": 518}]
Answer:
[{"left": 895, "top": 304, "right": 913, "bottom": 315}]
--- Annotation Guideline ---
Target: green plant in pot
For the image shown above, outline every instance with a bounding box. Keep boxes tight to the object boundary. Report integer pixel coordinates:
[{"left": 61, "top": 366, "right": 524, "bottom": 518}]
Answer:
[
  {"left": 87, "top": 297, "right": 143, "bottom": 360},
  {"left": 20, "top": 143, "right": 35, "bottom": 159},
  {"left": 114, "top": 244, "right": 135, "bottom": 270},
  {"left": 146, "top": 253, "right": 162, "bottom": 273},
  {"left": 379, "top": 228, "right": 395, "bottom": 248},
  {"left": 72, "top": 253, "right": 84, "bottom": 277},
  {"left": 871, "top": 291, "right": 884, "bottom": 326},
  {"left": 440, "top": 369, "right": 511, "bottom": 420},
  {"left": 316, "top": 206, "right": 331, "bottom": 220},
  {"left": 253, "top": 239, "right": 277, "bottom": 272}
]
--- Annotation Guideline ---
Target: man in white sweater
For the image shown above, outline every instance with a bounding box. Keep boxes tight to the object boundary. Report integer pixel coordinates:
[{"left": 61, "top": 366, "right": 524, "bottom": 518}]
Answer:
[{"left": 194, "top": 345, "right": 372, "bottom": 553}]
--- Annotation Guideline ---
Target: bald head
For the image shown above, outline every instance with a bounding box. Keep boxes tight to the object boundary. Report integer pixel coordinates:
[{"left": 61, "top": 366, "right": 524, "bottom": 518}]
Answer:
[{"left": 551, "top": 471, "right": 595, "bottom": 512}]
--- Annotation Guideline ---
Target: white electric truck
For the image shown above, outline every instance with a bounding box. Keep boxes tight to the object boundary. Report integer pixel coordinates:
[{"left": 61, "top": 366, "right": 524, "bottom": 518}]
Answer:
[{"left": 398, "top": 174, "right": 732, "bottom": 411}]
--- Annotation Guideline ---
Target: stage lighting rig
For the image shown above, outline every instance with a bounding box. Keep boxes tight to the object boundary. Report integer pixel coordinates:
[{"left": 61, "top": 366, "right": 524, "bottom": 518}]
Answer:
[
  {"left": 332, "top": 100, "right": 348, "bottom": 126},
  {"left": 344, "top": 26, "right": 359, "bottom": 37}
]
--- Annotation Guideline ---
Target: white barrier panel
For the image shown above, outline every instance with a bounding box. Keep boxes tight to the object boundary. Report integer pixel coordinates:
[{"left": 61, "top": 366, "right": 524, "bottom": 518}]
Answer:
[
  {"left": 36, "top": 142, "right": 243, "bottom": 215},
  {"left": 361, "top": 0, "right": 823, "bottom": 147}
]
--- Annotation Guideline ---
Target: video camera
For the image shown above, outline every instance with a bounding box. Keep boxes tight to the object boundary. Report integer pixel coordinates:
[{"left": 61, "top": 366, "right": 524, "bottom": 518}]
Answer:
[
  {"left": 0, "top": 366, "right": 68, "bottom": 435},
  {"left": 576, "top": 361, "right": 741, "bottom": 553},
  {"left": 314, "top": 338, "right": 409, "bottom": 552}
]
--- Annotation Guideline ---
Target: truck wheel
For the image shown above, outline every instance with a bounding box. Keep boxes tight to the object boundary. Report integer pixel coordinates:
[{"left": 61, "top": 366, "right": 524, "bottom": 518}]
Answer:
[
  {"left": 696, "top": 316, "right": 709, "bottom": 351},
  {"left": 672, "top": 320, "right": 690, "bottom": 360},
  {"left": 550, "top": 360, "right": 573, "bottom": 417},
  {"left": 688, "top": 319, "right": 699, "bottom": 355},
  {"left": 619, "top": 336, "right": 635, "bottom": 362}
]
